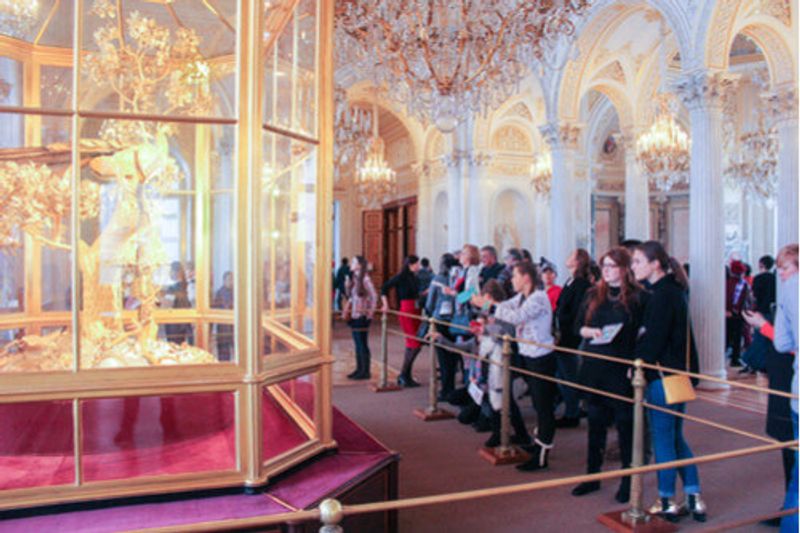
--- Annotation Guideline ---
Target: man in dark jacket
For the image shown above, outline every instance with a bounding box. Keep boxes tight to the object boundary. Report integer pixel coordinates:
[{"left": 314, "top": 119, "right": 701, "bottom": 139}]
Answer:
[
  {"left": 479, "top": 245, "right": 505, "bottom": 284},
  {"left": 334, "top": 258, "right": 351, "bottom": 311},
  {"left": 752, "top": 255, "right": 776, "bottom": 316}
]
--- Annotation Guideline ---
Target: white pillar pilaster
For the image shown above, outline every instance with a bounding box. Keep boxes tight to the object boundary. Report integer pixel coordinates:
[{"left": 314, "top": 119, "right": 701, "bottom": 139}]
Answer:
[
  {"left": 444, "top": 153, "right": 465, "bottom": 251},
  {"left": 413, "top": 162, "right": 433, "bottom": 259},
  {"left": 763, "top": 84, "right": 798, "bottom": 248},
  {"left": 675, "top": 70, "right": 739, "bottom": 386},
  {"left": 540, "top": 122, "right": 581, "bottom": 283},
  {"left": 621, "top": 130, "right": 651, "bottom": 240},
  {"left": 466, "top": 152, "right": 492, "bottom": 246}
]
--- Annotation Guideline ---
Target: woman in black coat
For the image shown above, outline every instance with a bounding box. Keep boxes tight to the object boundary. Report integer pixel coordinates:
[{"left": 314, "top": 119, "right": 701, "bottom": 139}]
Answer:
[
  {"left": 554, "top": 248, "right": 593, "bottom": 427},
  {"left": 632, "top": 241, "right": 705, "bottom": 523},
  {"left": 570, "top": 247, "right": 645, "bottom": 504}
]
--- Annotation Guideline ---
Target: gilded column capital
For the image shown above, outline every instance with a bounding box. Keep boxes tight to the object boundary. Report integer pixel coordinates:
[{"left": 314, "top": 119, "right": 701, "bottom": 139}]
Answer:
[
  {"left": 672, "top": 69, "right": 740, "bottom": 111},
  {"left": 762, "top": 83, "right": 798, "bottom": 125},
  {"left": 468, "top": 151, "right": 492, "bottom": 167},
  {"left": 538, "top": 122, "right": 581, "bottom": 150}
]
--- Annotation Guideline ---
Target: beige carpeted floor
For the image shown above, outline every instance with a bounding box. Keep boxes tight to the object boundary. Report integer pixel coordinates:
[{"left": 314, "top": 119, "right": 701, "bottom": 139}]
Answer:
[{"left": 331, "top": 317, "right": 789, "bottom": 532}]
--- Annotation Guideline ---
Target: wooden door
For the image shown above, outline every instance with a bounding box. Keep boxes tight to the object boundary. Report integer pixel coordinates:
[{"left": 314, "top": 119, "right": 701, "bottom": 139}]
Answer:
[{"left": 362, "top": 210, "right": 385, "bottom": 290}]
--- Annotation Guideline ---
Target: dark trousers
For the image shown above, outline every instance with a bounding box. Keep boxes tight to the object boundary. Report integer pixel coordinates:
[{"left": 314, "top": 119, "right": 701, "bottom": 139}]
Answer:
[
  {"left": 434, "top": 323, "right": 461, "bottom": 397},
  {"left": 586, "top": 396, "right": 633, "bottom": 473},
  {"left": 556, "top": 350, "right": 581, "bottom": 418},
  {"left": 521, "top": 352, "right": 557, "bottom": 445},
  {"left": 490, "top": 395, "right": 529, "bottom": 440},
  {"left": 349, "top": 317, "right": 371, "bottom": 374},
  {"left": 726, "top": 316, "right": 744, "bottom": 364}
]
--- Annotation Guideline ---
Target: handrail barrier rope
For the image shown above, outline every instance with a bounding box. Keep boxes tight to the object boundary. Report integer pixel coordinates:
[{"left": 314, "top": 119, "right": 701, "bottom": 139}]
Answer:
[
  {"left": 384, "top": 324, "right": 785, "bottom": 446},
  {"left": 384, "top": 308, "right": 798, "bottom": 401},
  {"left": 130, "top": 440, "right": 798, "bottom": 532},
  {"left": 128, "top": 309, "right": 799, "bottom": 532}
]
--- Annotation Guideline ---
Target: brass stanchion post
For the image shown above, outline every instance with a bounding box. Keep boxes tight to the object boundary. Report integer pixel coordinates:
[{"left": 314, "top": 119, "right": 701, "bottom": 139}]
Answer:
[
  {"left": 480, "top": 335, "right": 529, "bottom": 465},
  {"left": 319, "top": 498, "right": 343, "bottom": 533},
  {"left": 414, "top": 316, "right": 454, "bottom": 421},
  {"left": 599, "top": 358, "right": 675, "bottom": 532},
  {"left": 625, "top": 358, "right": 648, "bottom": 524},
  {"left": 371, "top": 310, "right": 401, "bottom": 392}
]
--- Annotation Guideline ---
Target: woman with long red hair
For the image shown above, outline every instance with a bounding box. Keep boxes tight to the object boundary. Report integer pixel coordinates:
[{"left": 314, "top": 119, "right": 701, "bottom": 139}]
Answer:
[{"left": 570, "top": 247, "right": 646, "bottom": 504}]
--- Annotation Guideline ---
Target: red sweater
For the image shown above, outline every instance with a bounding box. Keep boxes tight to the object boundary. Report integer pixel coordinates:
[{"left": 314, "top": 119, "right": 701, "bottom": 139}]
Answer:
[{"left": 546, "top": 285, "right": 562, "bottom": 311}]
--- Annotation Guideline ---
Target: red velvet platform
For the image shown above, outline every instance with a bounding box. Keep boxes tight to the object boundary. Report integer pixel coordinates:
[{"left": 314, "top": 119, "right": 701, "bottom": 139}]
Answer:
[
  {"left": 0, "top": 381, "right": 318, "bottom": 490},
  {"left": 0, "top": 408, "right": 398, "bottom": 532}
]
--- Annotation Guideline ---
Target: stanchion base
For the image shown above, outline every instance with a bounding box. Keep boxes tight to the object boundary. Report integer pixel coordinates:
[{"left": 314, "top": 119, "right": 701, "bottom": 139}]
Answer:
[
  {"left": 478, "top": 446, "right": 530, "bottom": 465},
  {"left": 369, "top": 383, "right": 403, "bottom": 393},
  {"left": 598, "top": 510, "right": 678, "bottom": 533},
  {"left": 413, "top": 407, "right": 455, "bottom": 421}
]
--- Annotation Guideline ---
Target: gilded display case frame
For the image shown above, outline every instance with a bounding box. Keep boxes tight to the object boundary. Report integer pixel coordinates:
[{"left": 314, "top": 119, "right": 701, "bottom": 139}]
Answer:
[{"left": 0, "top": 0, "right": 335, "bottom": 510}]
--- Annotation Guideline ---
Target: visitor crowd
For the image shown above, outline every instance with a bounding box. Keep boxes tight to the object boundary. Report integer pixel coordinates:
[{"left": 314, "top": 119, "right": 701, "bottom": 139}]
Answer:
[{"left": 337, "top": 240, "right": 798, "bottom": 530}]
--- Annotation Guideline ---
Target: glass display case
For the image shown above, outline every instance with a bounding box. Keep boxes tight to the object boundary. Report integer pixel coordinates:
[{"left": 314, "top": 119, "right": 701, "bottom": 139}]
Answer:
[{"left": 0, "top": 0, "right": 334, "bottom": 509}]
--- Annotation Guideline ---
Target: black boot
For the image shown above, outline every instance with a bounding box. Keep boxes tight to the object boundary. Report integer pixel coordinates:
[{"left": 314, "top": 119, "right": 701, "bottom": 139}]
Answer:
[
  {"left": 397, "top": 347, "right": 421, "bottom": 387},
  {"left": 615, "top": 476, "right": 630, "bottom": 503},
  {"left": 571, "top": 481, "right": 600, "bottom": 496},
  {"left": 347, "top": 350, "right": 363, "bottom": 379},
  {"left": 516, "top": 439, "right": 552, "bottom": 472},
  {"left": 358, "top": 347, "right": 371, "bottom": 379}
]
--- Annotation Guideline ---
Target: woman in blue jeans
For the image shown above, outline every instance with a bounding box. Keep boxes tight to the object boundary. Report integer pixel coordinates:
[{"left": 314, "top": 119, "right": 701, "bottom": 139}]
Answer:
[
  {"left": 631, "top": 242, "right": 705, "bottom": 523},
  {"left": 343, "top": 256, "right": 378, "bottom": 380}
]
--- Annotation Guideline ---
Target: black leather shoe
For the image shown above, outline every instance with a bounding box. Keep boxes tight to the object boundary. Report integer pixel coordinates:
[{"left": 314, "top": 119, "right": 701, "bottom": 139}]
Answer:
[
  {"left": 352, "top": 373, "right": 370, "bottom": 380},
  {"left": 760, "top": 517, "right": 782, "bottom": 527},
  {"left": 347, "top": 370, "right": 361, "bottom": 379},
  {"left": 472, "top": 418, "right": 492, "bottom": 433},
  {"left": 397, "top": 375, "right": 420, "bottom": 387},
  {"left": 615, "top": 479, "right": 630, "bottom": 503},
  {"left": 555, "top": 417, "right": 580, "bottom": 428},
  {"left": 571, "top": 481, "right": 600, "bottom": 496}
]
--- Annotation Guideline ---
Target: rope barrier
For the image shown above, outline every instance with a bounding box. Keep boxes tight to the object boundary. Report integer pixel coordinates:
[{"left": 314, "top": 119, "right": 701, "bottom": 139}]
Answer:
[
  {"left": 386, "top": 319, "right": 783, "bottom": 446},
  {"left": 383, "top": 309, "right": 799, "bottom": 401},
  {"left": 130, "top": 439, "right": 799, "bottom": 532}
]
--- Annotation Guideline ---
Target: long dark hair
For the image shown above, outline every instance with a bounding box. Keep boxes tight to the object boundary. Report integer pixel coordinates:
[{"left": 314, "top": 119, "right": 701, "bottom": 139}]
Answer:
[
  {"left": 669, "top": 257, "right": 689, "bottom": 291},
  {"left": 352, "top": 255, "right": 369, "bottom": 298},
  {"left": 401, "top": 255, "right": 420, "bottom": 276},
  {"left": 573, "top": 248, "right": 592, "bottom": 280},
  {"left": 438, "top": 253, "right": 458, "bottom": 277},
  {"left": 585, "top": 247, "right": 641, "bottom": 323}
]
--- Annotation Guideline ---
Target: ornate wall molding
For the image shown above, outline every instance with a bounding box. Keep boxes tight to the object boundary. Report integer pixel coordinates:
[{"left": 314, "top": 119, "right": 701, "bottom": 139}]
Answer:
[
  {"left": 491, "top": 125, "right": 533, "bottom": 153},
  {"left": 673, "top": 70, "right": 740, "bottom": 111},
  {"left": 539, "top": 122, "right": 582, "bottom": 150},
  {"left": 761, "top": 83, "right": 798, "bottom": 124}
]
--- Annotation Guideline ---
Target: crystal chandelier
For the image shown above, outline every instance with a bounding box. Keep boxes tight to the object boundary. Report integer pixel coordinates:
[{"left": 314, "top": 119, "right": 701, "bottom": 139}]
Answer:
[
  {"left": 336, "top": 0, "right": 591, "bottom": 132},
  {"left": 530, "top": 152, "right": 552, "bottom": 197},
  {"left": 724, "top": 116, "right": 779, "bottom": 203},
  {"left": 334, "top": 86, "right": 372, "bottom": 184},
  {"left": 0, "top": 0, "right": 39, "bottom": 38},
  {"left": 356, "top": 98, "right": 396, "bottom": 209},
  {"left": 636, "top": 97, "right": 690, "bottom": 193}
]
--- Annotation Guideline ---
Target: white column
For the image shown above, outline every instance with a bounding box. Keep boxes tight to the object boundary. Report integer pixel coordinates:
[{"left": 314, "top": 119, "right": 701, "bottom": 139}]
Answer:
[
  {"left": 413, "top": 162, "right": 433, "bottom": 259},
  {"left": 621, "top": 130, "right": 651, "bottom": 240},
  {"left": 444, "top": 152, "right": 465, "bottom": 250},
  {"left": 573, "top": 154, "right": 592, "bottom": 249},
  {"left": 675, "top": 70, "right": 739, "bottom": 386},
  {"left": 763, "top": 83, "right": 798, "bottom": 248},
  {"left": 465, "top": 152, "right": 492, "bottom": 246},
  {"left": 540, "top": 122, "right": 581, "bottom": 283}
]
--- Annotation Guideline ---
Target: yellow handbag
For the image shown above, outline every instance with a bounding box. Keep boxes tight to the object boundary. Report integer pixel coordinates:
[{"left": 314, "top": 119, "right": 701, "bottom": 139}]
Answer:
[{"left": 659, "top": 311, "right": 696, "bottom": 405}]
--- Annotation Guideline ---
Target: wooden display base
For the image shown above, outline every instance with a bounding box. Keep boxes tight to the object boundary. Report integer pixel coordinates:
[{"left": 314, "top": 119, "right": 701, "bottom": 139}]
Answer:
[
  {"left": 478, "top": 446, "right": 530, "bottom": 465},
  {"left": 370, "top": 383, "right": 403, "bottom": 393},
  {"left": 598, "top": 510, "right": 678, "bottom": 533},
  {"left": 413, "top": 407, "right": 455, "bottom": 421}
]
